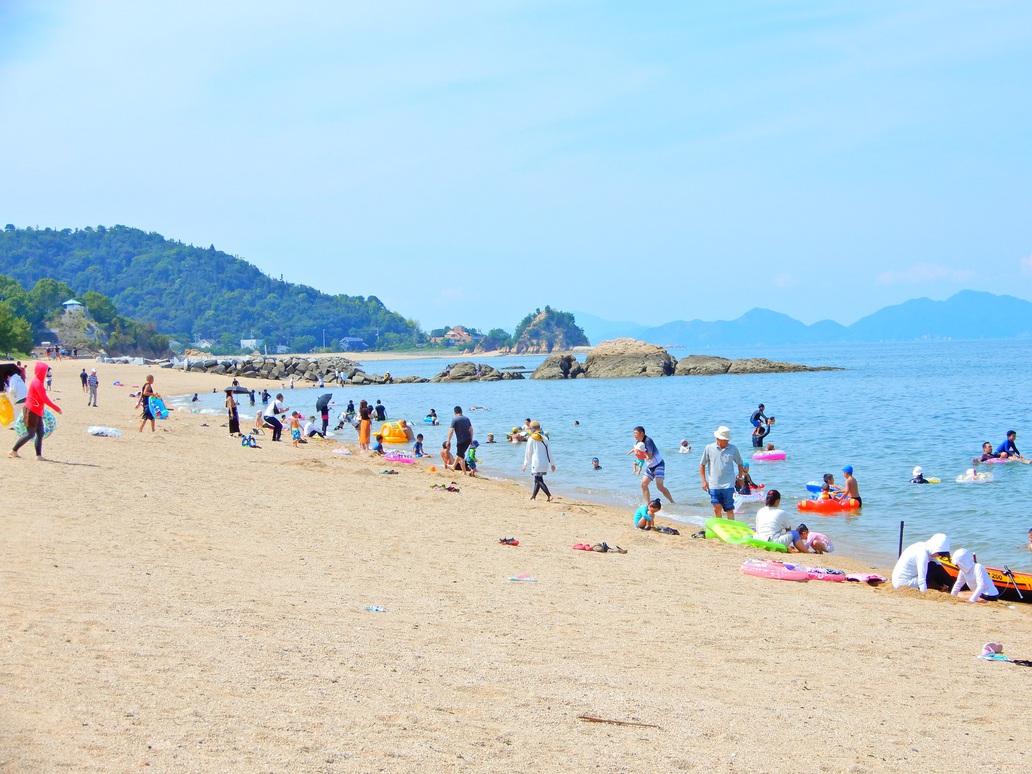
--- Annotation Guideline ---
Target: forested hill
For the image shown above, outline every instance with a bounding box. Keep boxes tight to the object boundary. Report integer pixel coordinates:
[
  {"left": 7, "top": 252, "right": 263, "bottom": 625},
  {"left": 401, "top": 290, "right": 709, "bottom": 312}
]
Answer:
[{"left": 0, "top": 225, "right": 420, "bottom": 349}]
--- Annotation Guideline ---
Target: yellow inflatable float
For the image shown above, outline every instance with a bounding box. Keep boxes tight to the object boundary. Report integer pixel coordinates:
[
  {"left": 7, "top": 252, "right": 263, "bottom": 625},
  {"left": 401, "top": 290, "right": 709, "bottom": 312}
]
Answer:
[
  {"left": 378, "top": 419, "right": 415, "bottom": 444},
  {"left": 0, "top": 394, "right": 14, "bottom": 427}
]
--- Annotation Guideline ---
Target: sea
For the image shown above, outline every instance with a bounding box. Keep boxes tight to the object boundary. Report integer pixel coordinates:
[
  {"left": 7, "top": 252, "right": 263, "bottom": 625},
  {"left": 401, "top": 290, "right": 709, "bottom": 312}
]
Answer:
[{"left": 170, "top": 340, "right": 1032, "bottom": 573}]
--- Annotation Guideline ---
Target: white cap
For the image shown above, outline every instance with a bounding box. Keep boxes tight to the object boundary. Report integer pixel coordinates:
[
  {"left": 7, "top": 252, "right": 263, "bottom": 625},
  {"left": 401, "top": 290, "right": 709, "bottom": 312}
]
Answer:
[{"left": 912, "top": 466, "right": 922, "bottom": 477}]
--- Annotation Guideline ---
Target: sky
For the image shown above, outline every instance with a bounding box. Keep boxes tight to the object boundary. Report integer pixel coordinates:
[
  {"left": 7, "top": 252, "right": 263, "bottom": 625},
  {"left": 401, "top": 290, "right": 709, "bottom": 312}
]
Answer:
[{"left": 1, "top": 1, "right": 1031, "bottom": 330}]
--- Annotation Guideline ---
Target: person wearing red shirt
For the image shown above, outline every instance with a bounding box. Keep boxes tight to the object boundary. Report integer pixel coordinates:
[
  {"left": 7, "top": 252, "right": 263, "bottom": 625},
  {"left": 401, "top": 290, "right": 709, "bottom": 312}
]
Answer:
[{"left": 10, "top": 361, "right": 62, "bottom": 460}]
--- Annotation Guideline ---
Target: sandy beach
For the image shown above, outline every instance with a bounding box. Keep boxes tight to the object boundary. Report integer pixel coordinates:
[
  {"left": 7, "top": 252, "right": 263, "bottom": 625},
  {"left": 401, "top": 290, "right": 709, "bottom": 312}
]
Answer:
[{"left": 3, "top": 360, "right": 1031, "bottom": 772}]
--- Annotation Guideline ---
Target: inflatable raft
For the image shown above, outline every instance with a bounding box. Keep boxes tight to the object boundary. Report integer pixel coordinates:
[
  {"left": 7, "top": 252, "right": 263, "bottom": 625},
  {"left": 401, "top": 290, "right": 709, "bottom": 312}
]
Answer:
[
  {"left": 797, "top": 497, "right": 861, "bottom": 513},
  {"left": 752, "top": 449, "right": 786, "bottom": 461},
  {"left": 377, "top": 420, "right": 415, "bottom": 444},
  {"left": 938, "top": 557, "right": 1032, "bottom": 603},
  {"left": 705, "top": 517, "right": 787, "bottom": 553},
  {"left": 741, "top": 558, "right": 808, "bottom": 581}
]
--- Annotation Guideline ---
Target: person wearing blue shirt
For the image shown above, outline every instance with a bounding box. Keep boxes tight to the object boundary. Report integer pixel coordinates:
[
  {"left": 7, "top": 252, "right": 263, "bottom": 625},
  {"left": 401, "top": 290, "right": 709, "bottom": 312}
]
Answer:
[{"left": 995, "top": 430, "right": 1030, "bottom": 463}]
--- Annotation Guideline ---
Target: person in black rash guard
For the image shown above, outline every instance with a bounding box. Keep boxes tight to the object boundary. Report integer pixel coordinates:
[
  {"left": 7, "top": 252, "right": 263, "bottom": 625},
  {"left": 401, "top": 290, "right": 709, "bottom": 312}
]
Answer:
[
  {"left": 750, "top": 404, "right": 767, "bottom": 428},
  {"left": 751, "top": 417, "right": 774, "bottom": 448}
]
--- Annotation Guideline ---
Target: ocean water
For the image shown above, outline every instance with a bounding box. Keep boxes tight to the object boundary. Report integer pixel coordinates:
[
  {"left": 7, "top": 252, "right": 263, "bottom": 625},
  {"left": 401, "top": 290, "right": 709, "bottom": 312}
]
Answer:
[{"left": 171, "top": 341, "right": 1032, "bottom": 572}]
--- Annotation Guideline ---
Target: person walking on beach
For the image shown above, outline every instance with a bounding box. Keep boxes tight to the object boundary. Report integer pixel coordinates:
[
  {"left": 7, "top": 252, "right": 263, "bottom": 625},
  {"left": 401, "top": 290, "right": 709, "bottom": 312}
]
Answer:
[
  {"left": 699, "top": 425, "right": 744, "bottom": 519},
  {"left": 10, "top": 361, "right": 62, "bottom": 460},
  {"left": 79, "top": 368, "right": 88, "bottom": 392},
  {"left": 633, "top": 426, "right": 674, "bottom": 504},
  {"left": 446, "top": 406, "right": 473, "bottom": 473},
  {"left": 137, "top": 375, "right": 160, "bottom": 433},
  {"left": 523, "top": 421, "right": 555, "bottom": 500},
  {"left": 357, "top": 406, "right": 371, "bottom": 451},
  {"left": 87, "top": 369, "right": 99, "bottom": 407}
]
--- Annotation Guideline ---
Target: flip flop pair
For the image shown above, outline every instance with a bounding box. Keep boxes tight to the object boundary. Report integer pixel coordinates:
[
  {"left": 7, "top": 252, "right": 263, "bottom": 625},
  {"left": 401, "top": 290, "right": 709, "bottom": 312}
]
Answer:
[
  {"left": 591, "top": 543, "right": 627, "bottom": 553},
  {"left": 572, "top": 543, "right": 592, "bottom": 551}
]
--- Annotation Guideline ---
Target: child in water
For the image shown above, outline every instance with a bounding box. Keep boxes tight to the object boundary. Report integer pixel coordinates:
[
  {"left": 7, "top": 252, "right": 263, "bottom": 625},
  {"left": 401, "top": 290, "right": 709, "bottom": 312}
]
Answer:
[
  {"left": 629, "top": 441, "right": 647, "bottom": 474},
  {"left": 911, "top": 466, "right": 931, "bottom": 484},
  {"left": 289, "top": 412, "right": 301, "bottom": 447},
  {"left": 678, "top": 439, "right": 691, "bottom": 453},
  {"left": 592, "top": 456, "right": 602, "bottom": 470},
  {"left": 634, "top": 499, "right": 662, "bottom": 530},
  {"left": 413, "top": 433, "right": 425, "bottom": 457}
]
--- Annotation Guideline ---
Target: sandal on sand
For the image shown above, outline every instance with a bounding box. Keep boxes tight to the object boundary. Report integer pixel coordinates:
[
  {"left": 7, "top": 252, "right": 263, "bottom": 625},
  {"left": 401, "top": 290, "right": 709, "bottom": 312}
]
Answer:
[
  {"left": 608, "top": 545, "right": 627, "bottom": 554},
  {"left": 499, "top": 538, "right": 520, "bottom": 546},
  {"left": 572, "top": 543, "right": 592, "bottom": 551}
]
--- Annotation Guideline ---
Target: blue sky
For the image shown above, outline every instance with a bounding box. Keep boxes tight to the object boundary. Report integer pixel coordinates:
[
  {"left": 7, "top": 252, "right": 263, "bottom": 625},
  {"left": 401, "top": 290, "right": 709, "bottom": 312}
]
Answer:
[{"left": 1, "top": 1, "right": 1031, "bottom": 330}]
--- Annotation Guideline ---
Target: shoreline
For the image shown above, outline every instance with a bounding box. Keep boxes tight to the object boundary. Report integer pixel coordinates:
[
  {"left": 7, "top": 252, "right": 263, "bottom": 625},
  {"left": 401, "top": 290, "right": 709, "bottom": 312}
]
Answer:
[{"left": 3, "top": 359, "right": 1031, "bottom": 771}]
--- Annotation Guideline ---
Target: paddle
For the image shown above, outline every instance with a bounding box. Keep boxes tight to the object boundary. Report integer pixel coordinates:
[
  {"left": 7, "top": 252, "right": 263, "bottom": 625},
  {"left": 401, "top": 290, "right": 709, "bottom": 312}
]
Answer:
[{"left": 1003, "top": 565, "right": 1024, "bottom": 600}]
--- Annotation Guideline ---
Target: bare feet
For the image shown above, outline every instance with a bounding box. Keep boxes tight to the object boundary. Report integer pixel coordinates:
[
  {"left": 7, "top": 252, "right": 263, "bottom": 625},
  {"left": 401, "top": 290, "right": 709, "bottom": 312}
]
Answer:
[{"left": 9, "top": 450, "right": 19, "bottom": 458}]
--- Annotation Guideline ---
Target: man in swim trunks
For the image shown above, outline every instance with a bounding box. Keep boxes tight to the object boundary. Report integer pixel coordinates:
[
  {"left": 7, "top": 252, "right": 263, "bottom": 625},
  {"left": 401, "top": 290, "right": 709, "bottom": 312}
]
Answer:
[
  {"left": 699, "top": 425, "right": 744, "bottom": 519},
  {"left": 841, "top": 465, "right": 861, "bottom": 506},
  {"left": 634, "top": 426, "right": 674, "bottom": 504},
  {"left": 446, "top": 406, "right": 473, "bottom": 473}
]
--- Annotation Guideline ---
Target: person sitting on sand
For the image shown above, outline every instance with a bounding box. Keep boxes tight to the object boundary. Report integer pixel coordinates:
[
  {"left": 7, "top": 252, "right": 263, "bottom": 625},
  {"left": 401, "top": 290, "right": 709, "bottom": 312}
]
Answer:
[
  {"left": 371, "top": 434, "right": 385, "bottom": 456},
  {"left": 440, "top": 441, "right": 455, "bottom": 469},
  {"left": 754, "top": 490, "right": 808, "bottom": 552},
  {"left": 949, "top": 548, "right": 1001, "bottom": 603},
  {"left": 413, "top": 433, "right": 425, "bottom": 457},
  {"left": 796, "top": 524, "right": 834, "bottom": 554},
  {"left": 892, "top": 533, "right": 952, "bottom": 592},
  {"left": 634, "top": 499, "right": 662, "bottom": 530},
  {"left": 911, "top": 466, "right": 931, "bottom": 484},
  {"left": 303, "top": 415, "right": 325, "bottom": 439}
]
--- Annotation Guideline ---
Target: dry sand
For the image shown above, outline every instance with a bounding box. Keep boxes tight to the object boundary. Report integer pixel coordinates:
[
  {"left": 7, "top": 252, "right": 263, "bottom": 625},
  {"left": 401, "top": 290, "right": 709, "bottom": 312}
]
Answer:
[{"left": 2, "top": 360, "right": 1031, "bottom": 772}]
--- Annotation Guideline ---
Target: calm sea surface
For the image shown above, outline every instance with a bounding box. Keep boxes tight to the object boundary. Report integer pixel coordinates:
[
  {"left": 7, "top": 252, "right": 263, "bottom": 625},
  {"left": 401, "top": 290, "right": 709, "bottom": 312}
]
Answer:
[{"left": 172, "top": 341, "right": 1032, "bottom": 572}]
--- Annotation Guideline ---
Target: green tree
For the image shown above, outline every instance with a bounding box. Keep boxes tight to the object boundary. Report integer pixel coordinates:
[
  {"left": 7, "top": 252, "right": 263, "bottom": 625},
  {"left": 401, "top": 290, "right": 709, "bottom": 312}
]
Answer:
[
  {"left": 80, "top": 291, "right": 119, "bottom": 325},
  {"left": 28, "top": 277, "right": 78, "bottom": 322},
  {"left": 0, "top": 300, "right": 33, "bottom": 353}
]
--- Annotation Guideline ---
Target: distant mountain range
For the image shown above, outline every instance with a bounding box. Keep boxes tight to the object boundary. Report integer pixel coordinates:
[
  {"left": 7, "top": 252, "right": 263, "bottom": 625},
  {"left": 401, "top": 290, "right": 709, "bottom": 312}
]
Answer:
[{"left": 574, "top": 291, "right": 1032, "bottom": 348}]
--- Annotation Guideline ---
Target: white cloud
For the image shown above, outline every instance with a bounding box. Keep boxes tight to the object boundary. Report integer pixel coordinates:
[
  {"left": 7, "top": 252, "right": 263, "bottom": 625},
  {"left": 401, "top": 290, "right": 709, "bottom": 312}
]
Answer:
[{"left": 876, "top": 263, "right": 975, "bottom": 285}]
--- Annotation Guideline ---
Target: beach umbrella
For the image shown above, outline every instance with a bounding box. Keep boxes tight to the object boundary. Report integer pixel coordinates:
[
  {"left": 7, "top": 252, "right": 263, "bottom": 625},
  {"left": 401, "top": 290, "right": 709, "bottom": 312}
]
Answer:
[
  {"left": 316, "top": 393, "right": 333, "bottom": 412},
  {"left": 224, "top": 385, "right": 250, "bottom": 394}
]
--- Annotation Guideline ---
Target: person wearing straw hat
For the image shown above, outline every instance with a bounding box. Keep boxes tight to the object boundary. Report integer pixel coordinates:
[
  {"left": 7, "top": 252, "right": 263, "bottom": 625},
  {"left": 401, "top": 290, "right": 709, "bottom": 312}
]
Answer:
[{"left": 699, "top": 425, "right": 745, "bottom": 519}]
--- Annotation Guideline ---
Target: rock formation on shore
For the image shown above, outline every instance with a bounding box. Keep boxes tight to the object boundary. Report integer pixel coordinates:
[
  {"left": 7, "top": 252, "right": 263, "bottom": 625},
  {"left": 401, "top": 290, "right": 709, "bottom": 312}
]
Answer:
[
  {"left": 429, "top": 361, "right": 525, "bottom": 383},
  {"left": 531, "top": 339, "right": 841, "bottom": 379}
]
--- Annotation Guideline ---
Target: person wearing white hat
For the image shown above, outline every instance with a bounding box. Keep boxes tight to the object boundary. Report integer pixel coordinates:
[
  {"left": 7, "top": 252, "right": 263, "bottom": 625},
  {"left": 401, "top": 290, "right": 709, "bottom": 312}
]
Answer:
[
  {"left": 86, "top": 368, "right": 99, "bottom": 407},
  {"left": 699, "top": 425, "right": 744, "bottom": 519},
  {"left": 949, "top": 548, "right": 1000, "bottom": 603},
  {"left": 910, "top": 466, "right": 930, "bottom": 484}
]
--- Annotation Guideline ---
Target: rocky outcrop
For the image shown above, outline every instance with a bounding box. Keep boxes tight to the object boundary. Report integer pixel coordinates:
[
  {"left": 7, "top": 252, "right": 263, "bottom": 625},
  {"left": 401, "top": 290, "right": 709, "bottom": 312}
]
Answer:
[
  {"left": 531, "top": 354, "right": 586, "bottom": 380},
  {"left": 429, "top": 362, "right": 525, "bottom": 383},
  {"left": 674, "top": 355, "right": 733, "bottom": 376},
  {"left": 582, "top": 339, "right": 677, "bottom": 378},
  {"left": 726, "top": 358, "right": 840, "bottom": 374}
]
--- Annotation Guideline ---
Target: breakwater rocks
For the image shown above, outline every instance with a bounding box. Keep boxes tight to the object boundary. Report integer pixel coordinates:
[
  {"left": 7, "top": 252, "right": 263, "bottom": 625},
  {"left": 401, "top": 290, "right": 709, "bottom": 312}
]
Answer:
[
  {"left": 429, "top": 362, "right": 525, "bottom": 383},
  {"left": 532, "top": 339, "right": 841, "bottom": 379},
  {"left": 179, "top": 355, "right": 429, "bottom": 385}
]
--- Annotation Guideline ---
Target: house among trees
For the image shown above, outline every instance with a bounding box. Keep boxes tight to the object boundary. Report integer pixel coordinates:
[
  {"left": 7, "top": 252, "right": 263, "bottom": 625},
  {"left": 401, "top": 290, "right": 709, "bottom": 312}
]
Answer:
[
  {"left": 62, "top": 299, "right": 84, "bottom": 316},
  {"left": 338, "top": 336, "right": 368, "bottom": 352},
  {"left": 240, "top": 338, "right": 264, "bottom": 349},
  {"left": 444, "top": 326, "right": 473, "bottom": 346}
]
